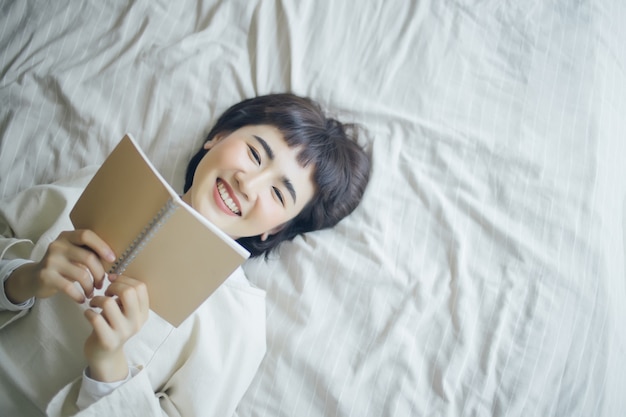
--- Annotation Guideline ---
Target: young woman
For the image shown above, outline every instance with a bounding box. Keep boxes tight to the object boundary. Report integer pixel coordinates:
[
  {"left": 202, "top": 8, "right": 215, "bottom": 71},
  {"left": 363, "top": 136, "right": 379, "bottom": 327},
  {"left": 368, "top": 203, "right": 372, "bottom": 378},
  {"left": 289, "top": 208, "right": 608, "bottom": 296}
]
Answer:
[{"left": 0, "top": 93, "right": 370, "bottom": 416}]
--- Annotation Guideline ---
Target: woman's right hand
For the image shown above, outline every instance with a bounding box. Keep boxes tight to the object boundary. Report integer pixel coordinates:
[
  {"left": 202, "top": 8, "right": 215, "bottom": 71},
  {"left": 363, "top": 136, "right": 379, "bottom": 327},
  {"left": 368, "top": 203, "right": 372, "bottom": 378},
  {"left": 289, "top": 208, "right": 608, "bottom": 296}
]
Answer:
[{"left": 4, "top": 229, "right": 116, "bottom": 304}]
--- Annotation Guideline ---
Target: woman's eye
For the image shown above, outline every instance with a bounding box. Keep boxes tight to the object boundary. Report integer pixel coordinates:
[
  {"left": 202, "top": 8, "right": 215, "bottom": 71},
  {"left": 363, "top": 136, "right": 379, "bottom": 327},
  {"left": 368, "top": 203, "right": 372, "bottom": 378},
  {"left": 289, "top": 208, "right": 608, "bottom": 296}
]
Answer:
[
  {"left": 248, "top": 145, "right": 261, "bottom": 164},
  {"left": 273, "top": 187, "right": 285, "bottom": 206}
]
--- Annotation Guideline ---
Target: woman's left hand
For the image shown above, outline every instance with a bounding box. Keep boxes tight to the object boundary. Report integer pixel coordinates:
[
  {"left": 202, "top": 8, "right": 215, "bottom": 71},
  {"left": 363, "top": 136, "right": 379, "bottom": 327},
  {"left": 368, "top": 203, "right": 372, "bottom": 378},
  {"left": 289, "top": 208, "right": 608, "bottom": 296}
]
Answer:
[{"left": 83, "top": 274, "right": 149, "bottom": 382}]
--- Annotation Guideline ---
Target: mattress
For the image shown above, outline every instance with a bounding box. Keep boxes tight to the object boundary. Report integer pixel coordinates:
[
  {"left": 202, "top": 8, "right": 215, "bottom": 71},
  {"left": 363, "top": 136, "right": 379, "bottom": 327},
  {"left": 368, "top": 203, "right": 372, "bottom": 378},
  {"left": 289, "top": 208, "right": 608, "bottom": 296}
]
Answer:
[{"left": 1, "top": 1, "right": 625, "bottom": 416}]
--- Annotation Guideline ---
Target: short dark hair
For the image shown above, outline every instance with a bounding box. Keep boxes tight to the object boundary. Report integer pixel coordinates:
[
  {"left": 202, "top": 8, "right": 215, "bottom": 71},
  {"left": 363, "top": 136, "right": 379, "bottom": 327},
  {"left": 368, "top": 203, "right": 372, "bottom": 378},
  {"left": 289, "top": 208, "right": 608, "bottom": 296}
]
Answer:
[{"left": 184, "top": 93, "right": 371, "bottom": 258}]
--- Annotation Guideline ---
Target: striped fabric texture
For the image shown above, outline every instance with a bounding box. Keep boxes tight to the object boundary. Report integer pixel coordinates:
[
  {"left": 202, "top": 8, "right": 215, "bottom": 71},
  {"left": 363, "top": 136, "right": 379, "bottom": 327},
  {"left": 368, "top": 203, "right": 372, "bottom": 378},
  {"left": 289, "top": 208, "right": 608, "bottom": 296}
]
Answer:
[{"left": 1, "top": 1, "right": 625, "bottom": 416}]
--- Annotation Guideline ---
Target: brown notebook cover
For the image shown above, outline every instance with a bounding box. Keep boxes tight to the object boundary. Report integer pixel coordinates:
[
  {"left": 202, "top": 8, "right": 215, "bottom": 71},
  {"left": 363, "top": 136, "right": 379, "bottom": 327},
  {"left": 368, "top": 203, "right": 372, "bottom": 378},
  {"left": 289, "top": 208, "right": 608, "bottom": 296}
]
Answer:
[{"left": 70, "top": 134, "right": 249, "bottom": 327}]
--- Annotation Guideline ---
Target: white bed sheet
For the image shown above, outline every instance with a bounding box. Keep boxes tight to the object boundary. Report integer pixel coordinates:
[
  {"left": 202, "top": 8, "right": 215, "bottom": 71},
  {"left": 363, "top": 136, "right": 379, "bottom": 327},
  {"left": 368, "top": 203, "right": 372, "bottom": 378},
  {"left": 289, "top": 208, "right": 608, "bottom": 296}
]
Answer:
[{"left": 1, "top": 1, "right": 625, "bottom": 416}]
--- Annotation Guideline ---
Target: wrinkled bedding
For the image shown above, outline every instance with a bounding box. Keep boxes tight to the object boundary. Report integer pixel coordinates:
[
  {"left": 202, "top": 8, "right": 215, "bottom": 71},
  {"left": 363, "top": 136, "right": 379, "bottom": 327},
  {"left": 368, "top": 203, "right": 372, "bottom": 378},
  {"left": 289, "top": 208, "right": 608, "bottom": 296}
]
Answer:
[{"left": 1, "top": 1, "right": 625, "bottom": 416}]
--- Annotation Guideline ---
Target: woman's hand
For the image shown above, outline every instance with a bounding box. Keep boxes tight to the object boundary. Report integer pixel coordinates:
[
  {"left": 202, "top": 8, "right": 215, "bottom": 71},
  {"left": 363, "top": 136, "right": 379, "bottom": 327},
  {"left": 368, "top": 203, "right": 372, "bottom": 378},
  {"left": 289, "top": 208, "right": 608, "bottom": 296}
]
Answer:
[
  {"left": 4, "top": 229, "right": 116, "bottom": 304},
  {"left": 83, "top": 274, "right": 149, "bottom": 382}
]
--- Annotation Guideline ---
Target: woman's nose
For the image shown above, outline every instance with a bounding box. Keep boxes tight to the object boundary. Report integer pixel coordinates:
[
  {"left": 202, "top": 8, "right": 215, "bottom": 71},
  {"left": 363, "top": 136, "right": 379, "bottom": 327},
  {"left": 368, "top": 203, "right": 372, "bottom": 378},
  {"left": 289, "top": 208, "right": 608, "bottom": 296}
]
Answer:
[{"left": 235, "top": 170, "right": 271, "bottom": 200}]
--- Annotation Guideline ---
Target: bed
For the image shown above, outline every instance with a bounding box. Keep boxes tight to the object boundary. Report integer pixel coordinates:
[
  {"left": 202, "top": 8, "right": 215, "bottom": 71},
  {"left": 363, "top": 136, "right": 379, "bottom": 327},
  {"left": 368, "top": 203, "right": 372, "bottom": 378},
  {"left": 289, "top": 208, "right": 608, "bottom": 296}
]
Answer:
[{"left": 1, "top": 0, "right": 625, "bottom": 416}]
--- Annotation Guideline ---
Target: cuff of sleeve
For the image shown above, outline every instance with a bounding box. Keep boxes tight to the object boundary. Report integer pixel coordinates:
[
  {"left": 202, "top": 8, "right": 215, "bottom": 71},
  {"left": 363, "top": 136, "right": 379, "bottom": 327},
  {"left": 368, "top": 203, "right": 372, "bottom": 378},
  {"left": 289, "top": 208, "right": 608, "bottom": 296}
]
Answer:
[
  {"left": 0, "top": 259, "right": 35, "bottom": 311},
  {"left": 76, "top": 366, "right": 140, "bottom": 410}
]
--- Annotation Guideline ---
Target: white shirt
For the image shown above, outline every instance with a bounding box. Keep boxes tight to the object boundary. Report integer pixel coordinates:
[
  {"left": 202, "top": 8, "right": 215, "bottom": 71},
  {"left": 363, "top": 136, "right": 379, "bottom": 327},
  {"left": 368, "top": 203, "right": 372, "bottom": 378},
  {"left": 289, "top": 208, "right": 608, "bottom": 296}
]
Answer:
[{"left": 0, "top": 167, "right": 266, "bottom": 417}]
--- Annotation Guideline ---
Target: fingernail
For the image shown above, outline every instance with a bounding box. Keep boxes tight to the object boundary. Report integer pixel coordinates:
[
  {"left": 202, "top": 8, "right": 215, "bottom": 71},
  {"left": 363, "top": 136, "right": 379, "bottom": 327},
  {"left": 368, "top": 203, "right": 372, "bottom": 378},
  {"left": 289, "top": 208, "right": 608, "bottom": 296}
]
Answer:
[
  {"left": 97, "top": 273, "right": 107, "bottom": 288},
  {"left": 106, "top": 252, "right": 116, "bottom": 262}
]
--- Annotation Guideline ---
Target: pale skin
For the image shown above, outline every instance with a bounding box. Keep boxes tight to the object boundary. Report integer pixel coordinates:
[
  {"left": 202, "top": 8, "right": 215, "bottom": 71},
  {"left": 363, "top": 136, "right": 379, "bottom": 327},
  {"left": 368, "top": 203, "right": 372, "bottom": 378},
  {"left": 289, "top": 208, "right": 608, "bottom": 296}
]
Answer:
[{"left": 4, "top": 124, "right": 316, "bottom": 383}]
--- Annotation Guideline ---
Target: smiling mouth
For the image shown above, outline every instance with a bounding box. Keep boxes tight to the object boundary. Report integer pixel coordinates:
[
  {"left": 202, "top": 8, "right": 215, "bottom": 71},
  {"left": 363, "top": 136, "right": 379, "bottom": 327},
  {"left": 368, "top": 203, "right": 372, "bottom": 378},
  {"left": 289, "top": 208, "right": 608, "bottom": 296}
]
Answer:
[{"left": 216, "top": 179, "right": 241, "bottom": 216}]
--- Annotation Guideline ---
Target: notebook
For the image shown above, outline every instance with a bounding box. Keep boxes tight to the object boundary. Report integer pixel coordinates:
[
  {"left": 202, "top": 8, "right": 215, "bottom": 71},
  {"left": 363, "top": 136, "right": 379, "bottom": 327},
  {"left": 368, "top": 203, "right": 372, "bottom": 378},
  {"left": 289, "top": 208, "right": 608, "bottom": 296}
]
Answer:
[{"left": 70, "top": 134, "right": 250, "bottom": 327}]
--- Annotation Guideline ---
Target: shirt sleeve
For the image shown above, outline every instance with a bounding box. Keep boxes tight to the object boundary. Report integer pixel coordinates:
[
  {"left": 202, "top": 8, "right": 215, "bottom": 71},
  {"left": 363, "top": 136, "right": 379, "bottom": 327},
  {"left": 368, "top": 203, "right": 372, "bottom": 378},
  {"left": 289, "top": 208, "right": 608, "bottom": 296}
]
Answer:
[
  {"left": 47, "top": 367, "right": 170, "bottom": 417},
  {"left": 0, "top": 173, "right": 93, "bottom": 328},
  {"left": 0, "top": 258, "right": 35, "bottom": 311},
  {"left": 76, "top": 366, "right": 139, "bottom": 410}
]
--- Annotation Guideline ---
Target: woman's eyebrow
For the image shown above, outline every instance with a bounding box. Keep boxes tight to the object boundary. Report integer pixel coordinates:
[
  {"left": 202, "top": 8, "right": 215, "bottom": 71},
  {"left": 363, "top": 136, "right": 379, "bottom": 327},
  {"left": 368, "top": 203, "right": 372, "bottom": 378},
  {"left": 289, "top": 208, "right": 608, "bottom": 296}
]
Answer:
[
  {"left": 253, "top": 134, "right": 297, "bottom": 204},
  {"left": 282, "top": 177, "right": 296, "bottom": 204},
  {"left": 253, "top": 135, "right": 274, "bottom": 160}
]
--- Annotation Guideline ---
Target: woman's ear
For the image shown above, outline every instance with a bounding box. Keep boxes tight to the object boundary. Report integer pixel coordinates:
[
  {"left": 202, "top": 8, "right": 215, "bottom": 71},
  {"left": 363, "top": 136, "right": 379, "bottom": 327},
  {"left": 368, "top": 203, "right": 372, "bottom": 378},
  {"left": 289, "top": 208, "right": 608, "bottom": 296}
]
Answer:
[
  {"left": 260, "top": 224, "right": 284, "bottom": 241},
  {"left": 203, "top": 132, "right": 228, "bottom": 150}
]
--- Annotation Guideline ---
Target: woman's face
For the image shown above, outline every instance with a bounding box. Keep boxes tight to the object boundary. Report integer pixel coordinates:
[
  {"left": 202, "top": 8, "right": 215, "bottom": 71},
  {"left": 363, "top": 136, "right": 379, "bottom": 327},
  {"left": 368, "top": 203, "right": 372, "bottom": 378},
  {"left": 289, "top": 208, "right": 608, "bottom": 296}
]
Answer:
[{"left": 182, "top": 124, "right": 316, "bottom": 240}]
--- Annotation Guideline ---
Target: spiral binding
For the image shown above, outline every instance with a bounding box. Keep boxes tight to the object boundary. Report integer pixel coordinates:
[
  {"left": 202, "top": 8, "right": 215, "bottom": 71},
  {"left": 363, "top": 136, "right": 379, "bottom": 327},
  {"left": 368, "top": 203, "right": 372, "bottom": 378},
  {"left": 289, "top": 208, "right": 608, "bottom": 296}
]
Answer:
[{"left": 109, "top": 198, "right": 178, "bottom": 274}]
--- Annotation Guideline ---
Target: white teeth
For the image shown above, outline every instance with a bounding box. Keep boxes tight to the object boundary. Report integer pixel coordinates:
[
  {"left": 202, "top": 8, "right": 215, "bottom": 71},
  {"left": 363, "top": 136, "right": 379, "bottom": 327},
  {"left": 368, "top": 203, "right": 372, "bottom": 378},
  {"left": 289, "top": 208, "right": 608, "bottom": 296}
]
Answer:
[{"left": 217, "top": 181, "right": 241, "bottom": 215}]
